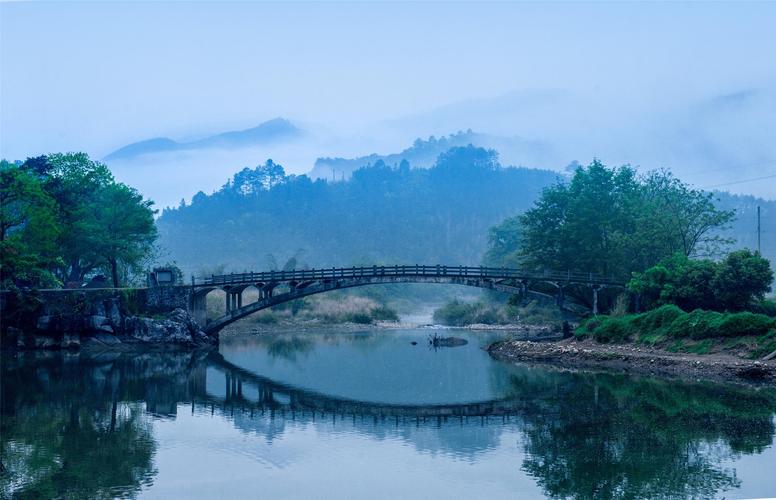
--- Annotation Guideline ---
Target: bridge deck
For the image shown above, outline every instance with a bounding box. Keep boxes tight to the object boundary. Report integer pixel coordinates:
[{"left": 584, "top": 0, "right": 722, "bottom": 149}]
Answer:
[{"left": 195, "top": 265, "right": 623, "bottom": 287}]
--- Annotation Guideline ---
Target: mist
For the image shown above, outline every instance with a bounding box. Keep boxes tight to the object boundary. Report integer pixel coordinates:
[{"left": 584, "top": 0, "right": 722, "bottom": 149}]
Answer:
[{"left": 2, "top": 1, "right": 776, "bottom": 207}]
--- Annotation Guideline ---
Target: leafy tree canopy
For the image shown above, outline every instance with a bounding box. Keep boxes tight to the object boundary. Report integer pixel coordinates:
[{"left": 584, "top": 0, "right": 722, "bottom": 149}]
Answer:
[
  {"left": 628, "top": 249, "right": 773, "bottom": 312},
  {"left": 0, "top": 153, "right": 157, "bottom": 288},
  {"left": 505, "top": 160, "right": 734, "bottom": 278}
]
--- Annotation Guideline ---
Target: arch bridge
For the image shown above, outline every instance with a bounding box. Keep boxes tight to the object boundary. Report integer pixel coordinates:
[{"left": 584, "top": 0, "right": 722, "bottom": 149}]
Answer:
[{"left": 190, "top": 265, "right": 624, "bottom": 334}]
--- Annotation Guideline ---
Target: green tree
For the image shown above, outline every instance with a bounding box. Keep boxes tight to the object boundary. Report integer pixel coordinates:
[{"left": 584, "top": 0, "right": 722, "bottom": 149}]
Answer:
[
  {"left": 713, "top": 249, "right": 774, "bottom": 311},
  {"left": 0, "top": 162, "right": 60, "bottom": 287},
  {"left": 629, "top": 250, "right": 773, "bottom": 312},
  {"left": 483, "top": 214, "right": 523, "bottom": 267},
  {"left": 628, "top": 253, "right": 719, "bottom": 311},
  {"left": 516, "top": 161, "right": 734, "bottom": 278},
  {"left": 92, "top": 183, "right": 157, "bottom": 287},
  {"left": 27, "top": 153, "right": 115, "bottom": 283},
  {"left": 18, "top": 153, "right": 158, "bottom": 287}
]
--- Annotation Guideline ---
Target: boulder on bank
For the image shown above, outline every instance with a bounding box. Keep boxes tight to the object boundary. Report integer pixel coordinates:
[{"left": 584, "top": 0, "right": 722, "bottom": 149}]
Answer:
[{"left": 10, "top": 306, "right": 215, "bottom": 350}]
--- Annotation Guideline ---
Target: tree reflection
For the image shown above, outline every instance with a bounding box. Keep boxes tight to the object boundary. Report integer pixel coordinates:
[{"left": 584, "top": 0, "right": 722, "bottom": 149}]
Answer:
[
  {"left": 507, "top": 370, "right": 776, "bottom": 499},
  {"left": 0, "top": 351, "right": 207, "bottom": 498}
]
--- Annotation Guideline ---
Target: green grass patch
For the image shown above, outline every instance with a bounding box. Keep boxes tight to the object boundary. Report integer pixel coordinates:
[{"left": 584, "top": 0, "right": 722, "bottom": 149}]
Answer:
[{"left": 577, "top": 305, "right": 776, "bottom": 354}]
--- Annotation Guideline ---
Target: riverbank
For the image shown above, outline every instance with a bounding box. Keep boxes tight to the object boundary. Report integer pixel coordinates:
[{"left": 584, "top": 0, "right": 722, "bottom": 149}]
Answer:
[{"left": 487, "top": 338, "right": 776, "bottom": 385}]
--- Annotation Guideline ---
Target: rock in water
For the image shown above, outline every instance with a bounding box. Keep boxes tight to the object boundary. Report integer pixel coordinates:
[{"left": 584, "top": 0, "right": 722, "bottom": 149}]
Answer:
[{"left": 431, "top": 336, "right": 468, "bottom": 348}]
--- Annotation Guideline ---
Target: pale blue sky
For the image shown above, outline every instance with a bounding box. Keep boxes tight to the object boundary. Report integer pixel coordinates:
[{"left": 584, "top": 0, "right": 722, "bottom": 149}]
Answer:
[
  {"left": 2, "top": 1, "right": 776, "bottom": 203},
  {"left": 3, "top": 1, "right": 774, "bottom": 156}
]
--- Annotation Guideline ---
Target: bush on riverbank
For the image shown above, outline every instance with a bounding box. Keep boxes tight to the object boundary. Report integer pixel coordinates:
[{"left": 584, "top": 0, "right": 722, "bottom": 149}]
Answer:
[
  {"left": 432, "top": 298, "right": 563, "bottom": 326},
  {"left": 432, "top": 300, "right": 506, "bottom": 326},
  {"left": 246, "top": 295, "right": 399, "bottom": 326},
  {"left": 577, "top": 305, "right": 776, "bottom": 356}
]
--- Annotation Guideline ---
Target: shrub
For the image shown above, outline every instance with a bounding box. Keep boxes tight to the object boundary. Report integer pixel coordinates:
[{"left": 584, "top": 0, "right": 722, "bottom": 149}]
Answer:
[
  {"left": 252, "top": 311, "right": 278, "bottom": 324},
  {"left": 583, "top": 306, "right": 776, "bottom": 347},
  {"left": 639, "top": 304, "right": 684, "bottom": 333},
  {"left": 629, "top": 250, "right": 773, "bottom": 312},
  {"left": 371, "top": 305, "right": 399, "bottom": 322},
  {"left": 667, "top": 309, "right": 724, "bottom": 340},
  {"left": 590, "top": 317, "right": 632, "bottom": 343},
  {"left": 577, "top": 315, "right": 634, "bottom": 343},
  {"left": 716, "top": 312, "right": 775, "bottom": 338},
  {"left": 347, "top": 312, "right": 373, "bottom": 324},
  {"left": 666, "top": 309, "right": 775, "bottom": 340},
  {"left": 752, "top": 298, "right": 776, "bottom": 317},
  {"left": 432, "top": 300, "right": 505, "bottom": 326}
]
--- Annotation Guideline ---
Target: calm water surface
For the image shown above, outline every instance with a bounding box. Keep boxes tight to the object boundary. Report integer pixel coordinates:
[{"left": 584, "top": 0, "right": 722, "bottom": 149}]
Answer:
[{"left": 2, "top": 328, "right": 776, "bottom": 499}]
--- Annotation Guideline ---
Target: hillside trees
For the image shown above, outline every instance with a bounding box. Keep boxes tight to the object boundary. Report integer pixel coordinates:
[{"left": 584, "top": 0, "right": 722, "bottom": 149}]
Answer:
[{"left": 157, "top": 146, "right": 559, "bottom": 272}]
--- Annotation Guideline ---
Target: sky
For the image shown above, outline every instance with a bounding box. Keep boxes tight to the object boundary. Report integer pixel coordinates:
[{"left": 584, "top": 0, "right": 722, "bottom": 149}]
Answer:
[{"left": 2, "top": 1, "right": 776, "bottom": 205}]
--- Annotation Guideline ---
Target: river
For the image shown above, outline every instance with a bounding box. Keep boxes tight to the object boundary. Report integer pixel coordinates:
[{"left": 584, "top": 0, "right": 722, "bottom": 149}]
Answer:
[{"left": 2, "top": 328, "right": 775, "bottom": 499}]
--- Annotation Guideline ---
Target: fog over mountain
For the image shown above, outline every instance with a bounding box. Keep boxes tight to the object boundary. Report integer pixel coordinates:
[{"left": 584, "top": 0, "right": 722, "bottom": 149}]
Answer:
[
  {"left": 104, "top": 118, "right": 302, "bottom": 161},
  {"left": 2, "top": 2, "right": 776, "bottom": 207},
  {"left": 101, "top": 85, "right": 776, "bottom": 209}
]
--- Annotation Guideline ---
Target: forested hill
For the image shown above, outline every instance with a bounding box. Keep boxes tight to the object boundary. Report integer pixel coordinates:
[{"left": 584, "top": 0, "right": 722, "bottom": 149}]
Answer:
[
  {"left": 157, "top": 145, "right": 775, "bottom": 276},
  {"left": 157, "top": 146, "right": 559, "bottom": 274},
  {"left": 308, "top": 130, "right": 547, "bottom": 181}
]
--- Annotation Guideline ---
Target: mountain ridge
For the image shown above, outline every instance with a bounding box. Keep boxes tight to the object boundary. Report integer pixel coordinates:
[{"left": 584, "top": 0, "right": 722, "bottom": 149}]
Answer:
[{"left": 104, "top": 118, "right": 303, "bottom": 161}]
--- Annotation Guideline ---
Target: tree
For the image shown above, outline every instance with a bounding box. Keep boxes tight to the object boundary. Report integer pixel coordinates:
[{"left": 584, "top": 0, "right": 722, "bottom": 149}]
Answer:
[
  {"left": 0, "top": 162, "right": 60, "bottom": 287},
  {"left": 713, "top": 249, "right": 773, "bottom": 311},
  {"left": 92, "top": 183, "right": 157, "bottom": 287},
  {"left": 515, "top": 161, "right": 734, "bottom": 278},
  {"left": 627, "top": 253, "right": 718, "bottom": 311},
  {"left": 628, "top": 250, "right": 773, "bottom": 312},
  {"left": 0, "top": 153, "right": 158, "bottom": 288},
  {"left": 483, "top": 215, "right": 523, "bottom": 267},
  {"left": 26, "top": 153, "right": 115, "bottom": 282},
  {"left": 639, "top": 170, "right": 735, "bottom": 259}
]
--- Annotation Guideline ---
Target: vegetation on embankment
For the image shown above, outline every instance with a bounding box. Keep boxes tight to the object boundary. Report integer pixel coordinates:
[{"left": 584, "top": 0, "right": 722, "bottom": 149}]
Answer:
[
  {"left": 432, "top": 298, "right": 562, "bottom": 326},
  {"left": 223, "top": 294, "right": 399, "bottom": 328},
  {"left": 576, "top": 304, "right": 776, "bottom": 359}
]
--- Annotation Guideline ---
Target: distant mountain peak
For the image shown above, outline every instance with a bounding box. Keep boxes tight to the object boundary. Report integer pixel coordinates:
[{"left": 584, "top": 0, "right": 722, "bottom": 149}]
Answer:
[{"left": 104, "top": 118, "right": 303, "bottom": 161}]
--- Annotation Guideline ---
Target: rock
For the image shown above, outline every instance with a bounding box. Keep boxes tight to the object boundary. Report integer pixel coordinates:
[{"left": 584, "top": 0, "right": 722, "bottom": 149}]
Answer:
[
  {"left": 89, "top": 315, "right": 114, "bottom": 333},
  {"left": 430, "top": 336, "right": 468, "bottom": 347},
  {"left": 107, "top": 299, "right": 122, "bottom": 329},
  {"left": 61, "top": 334, "right": 81, "bottom": 349},
  {"left": 36, "top": 315, "right": 52, "bottom": 331},
  {"left": 8, "top": 301, "right": 214, "bottom": 350},
  {"left": 92, "top": 300, "right": 107, "bottom": 317},
  {"left": 33, "top": 335, "right": 58, "bottom": 350},
  {"left": 122, "top": 310, "right": 209, "bottom": 346},
  {"left": 90, "top": 315, "right": 107, "bottom": 328},
  {"left": 93, "top": 332, "right": 122, "bottom": 345}
]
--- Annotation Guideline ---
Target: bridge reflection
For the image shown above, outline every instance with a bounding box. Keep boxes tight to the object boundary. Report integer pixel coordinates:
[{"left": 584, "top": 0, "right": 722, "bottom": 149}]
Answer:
[{"left": 205, "top": 351, "right": 533, "bottom": 419}]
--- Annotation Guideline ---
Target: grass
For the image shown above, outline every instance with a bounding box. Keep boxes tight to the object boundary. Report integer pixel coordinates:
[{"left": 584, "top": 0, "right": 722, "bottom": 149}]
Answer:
[{"left": 576, "top": 305, "right": 776, "bottom": 357}]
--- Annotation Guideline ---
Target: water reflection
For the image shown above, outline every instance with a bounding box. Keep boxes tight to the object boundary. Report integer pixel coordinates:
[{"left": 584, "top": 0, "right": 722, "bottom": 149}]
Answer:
[{"left": 2, "top": 331, "right": 775, "bottom": 499}]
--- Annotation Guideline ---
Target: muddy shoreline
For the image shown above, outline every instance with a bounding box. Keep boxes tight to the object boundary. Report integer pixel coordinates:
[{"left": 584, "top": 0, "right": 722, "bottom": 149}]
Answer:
[{"left": 487, "top": 338, "right": 776, "bottom": 385}]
